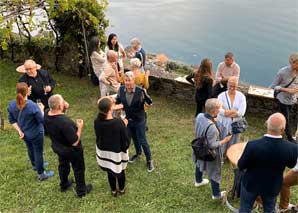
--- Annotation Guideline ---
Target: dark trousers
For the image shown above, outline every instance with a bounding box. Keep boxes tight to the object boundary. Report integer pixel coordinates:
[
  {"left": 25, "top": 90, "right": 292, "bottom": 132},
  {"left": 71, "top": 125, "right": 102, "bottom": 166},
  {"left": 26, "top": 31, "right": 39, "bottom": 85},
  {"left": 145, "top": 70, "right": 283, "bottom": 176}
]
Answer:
[
  {"left": 107, "top": 171, "right": 125, "bottom": 191},
  {"left": 24, "top": 132, "right": 44, "bottom": 175},
  {"left": 195, "top": 102, "right": 205, "bottom": 117},
  {"left": 128, "top": 119, "right": 152, "bottom": 161},
  {"left": 195, "top": 166, "right": 221, "bottom": 197},
  {"left": 239, "top": 184, "right": 276, "bottom": 213},
  {"left": 277, "top": 100, "right": 293, "bottom": 141},
  {"left": 57, "top": 148, "right": 86, "bottom": 196}
]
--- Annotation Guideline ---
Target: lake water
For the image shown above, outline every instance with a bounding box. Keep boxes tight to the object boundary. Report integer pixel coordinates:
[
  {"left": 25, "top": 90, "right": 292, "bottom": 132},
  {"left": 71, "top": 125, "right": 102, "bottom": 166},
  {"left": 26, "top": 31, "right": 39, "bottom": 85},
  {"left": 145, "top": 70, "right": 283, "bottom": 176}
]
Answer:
[{"left": 106, "top": 0, "right": 298, "bottom": 86}]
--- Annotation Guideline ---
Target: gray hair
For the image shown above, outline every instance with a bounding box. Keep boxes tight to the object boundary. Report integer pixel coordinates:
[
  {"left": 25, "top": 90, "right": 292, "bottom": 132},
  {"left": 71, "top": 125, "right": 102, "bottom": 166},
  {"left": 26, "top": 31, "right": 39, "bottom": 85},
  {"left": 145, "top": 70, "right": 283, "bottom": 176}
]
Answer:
[
  {"left": 48, "top": 94, "right": 64, "bottom": 110},
  {"left": 124, "top": 71, "right": 135, "bottom": 80},
  {"left": 205, "top": 98, "right": 222, "bottom": 114},
  {"left": 107, "top": 50, "right": 117, "bottom": 61},
  {"left": 130, "top": 37, "right": 141, "bottom": 47},
  {"left": 130, "top": 58, "right": 142, "bottom": 68}
]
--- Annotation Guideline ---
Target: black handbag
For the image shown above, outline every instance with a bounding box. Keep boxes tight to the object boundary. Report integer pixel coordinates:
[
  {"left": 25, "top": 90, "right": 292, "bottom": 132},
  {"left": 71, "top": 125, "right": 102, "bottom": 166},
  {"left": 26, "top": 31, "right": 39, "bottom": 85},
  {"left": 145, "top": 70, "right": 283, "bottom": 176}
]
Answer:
[
  {"left": 231, "top": 118, "right": 248, "bottom": 134},
  {"left": 191, "top": 123, "right": 216, "bottom": 161}
]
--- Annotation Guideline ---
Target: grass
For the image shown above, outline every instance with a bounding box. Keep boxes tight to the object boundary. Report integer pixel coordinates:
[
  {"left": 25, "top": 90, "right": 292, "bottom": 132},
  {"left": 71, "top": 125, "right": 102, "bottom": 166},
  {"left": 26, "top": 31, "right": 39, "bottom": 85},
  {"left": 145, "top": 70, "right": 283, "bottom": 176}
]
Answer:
[{"left": 0, "top": 61, "right": 297, "bottom": 213}]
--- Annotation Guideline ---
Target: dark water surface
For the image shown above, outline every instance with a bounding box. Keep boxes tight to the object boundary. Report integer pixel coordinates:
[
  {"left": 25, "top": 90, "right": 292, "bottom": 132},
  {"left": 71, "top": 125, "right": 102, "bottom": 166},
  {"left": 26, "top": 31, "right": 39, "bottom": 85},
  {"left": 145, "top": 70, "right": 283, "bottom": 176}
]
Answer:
[{"left": 106, "top": 0, "right": 298, "bottom": 86}]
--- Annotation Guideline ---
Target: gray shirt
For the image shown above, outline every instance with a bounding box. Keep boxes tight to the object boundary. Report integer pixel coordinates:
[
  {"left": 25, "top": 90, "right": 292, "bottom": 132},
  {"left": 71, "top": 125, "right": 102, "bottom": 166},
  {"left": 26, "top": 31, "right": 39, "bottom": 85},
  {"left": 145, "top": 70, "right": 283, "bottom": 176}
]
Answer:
[{"left": 270, "top": 66, "right": 298, "bottom": 105}]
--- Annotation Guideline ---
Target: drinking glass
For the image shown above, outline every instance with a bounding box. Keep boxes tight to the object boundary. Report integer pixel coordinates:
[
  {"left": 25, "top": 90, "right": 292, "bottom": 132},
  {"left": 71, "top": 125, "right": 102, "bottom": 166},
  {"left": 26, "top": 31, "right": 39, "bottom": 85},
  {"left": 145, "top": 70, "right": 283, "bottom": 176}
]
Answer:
[{"left": 120, "top": 110, "right": 126, "bottom": 119}]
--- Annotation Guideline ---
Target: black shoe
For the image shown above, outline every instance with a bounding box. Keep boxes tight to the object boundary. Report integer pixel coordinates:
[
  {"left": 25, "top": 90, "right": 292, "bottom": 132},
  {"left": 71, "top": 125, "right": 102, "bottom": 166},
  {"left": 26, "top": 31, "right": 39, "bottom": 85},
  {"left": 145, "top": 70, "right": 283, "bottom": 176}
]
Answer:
[
  {"left": 147, "top": 160, "right": 154, "bottom": 172},
  {"left": 60, "top": 179, "right": 74, "bottom": 192},
  {"left": 77, "top": 184, "right": 93, "bottom": 198},
  {"left": 117, "top": 189, "right": 125, "bottom": 196},
  {"left": 129, "top": 154, "right": 140, "bottom": 163}
]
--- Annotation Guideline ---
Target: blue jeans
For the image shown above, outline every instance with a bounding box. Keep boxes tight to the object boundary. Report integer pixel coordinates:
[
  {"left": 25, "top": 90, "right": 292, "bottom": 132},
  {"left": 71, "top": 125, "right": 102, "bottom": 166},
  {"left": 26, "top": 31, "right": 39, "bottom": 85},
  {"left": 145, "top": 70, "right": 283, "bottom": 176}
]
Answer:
[
  {"left": 239, "top": 184, "right": 276, "bottom": 213},
  {"left": 195, "top": 166, "right": 220, "bottom": 196},
  {"left": 128, "top": 119, "right": 152, "bottom": 161},
  {"left": 24, "top": 132, "right": 44, "bottom": 175}
]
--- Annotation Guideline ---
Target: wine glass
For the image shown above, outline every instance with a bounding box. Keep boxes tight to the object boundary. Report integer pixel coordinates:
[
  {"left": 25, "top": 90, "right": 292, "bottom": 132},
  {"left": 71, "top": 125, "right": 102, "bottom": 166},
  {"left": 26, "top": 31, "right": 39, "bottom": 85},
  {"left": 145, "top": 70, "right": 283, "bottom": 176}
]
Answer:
[
  {"left": 43, "top": 85, "right": 48, "bottom": 95},
  {"left": 120, "top": 110, "right": 126, "bottom": 119}
]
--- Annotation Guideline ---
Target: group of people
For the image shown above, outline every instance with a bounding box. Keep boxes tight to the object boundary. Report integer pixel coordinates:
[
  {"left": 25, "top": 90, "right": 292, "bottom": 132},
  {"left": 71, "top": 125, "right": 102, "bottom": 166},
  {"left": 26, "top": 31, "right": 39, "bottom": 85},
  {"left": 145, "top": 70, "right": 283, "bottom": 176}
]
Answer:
[
  {"left": 191, "top": 52, "right": 298, "bottom": 212},
  {"left": 7, "top": 33, "right": 153, "bottom": 198},
  {"left": 6, "top": 35, "right": 298, "bottom": 210}
]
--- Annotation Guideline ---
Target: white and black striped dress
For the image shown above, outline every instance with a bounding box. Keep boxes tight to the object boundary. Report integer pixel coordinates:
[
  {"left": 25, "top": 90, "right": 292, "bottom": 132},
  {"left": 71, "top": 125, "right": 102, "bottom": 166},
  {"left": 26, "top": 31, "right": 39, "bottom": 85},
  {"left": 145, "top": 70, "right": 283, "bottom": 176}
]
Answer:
[{"left": 94, "top": 118, "right": 130, "bottom": 176}]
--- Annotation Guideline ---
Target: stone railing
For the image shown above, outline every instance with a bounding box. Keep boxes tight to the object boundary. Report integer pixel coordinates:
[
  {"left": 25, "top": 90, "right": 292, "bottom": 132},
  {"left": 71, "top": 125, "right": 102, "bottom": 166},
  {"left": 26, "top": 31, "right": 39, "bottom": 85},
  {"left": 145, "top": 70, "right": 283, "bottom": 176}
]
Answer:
[{"left": 141, "top": 55, "right": 297, "bottom": 116}]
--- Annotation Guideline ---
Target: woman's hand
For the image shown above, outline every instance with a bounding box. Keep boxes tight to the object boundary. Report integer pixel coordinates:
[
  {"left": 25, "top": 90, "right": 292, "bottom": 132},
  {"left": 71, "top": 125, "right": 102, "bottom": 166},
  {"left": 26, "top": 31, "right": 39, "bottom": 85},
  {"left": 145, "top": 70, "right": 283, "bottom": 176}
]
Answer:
[
  {"left": 220, "top": 135, "right": 232, "bottom": 145},
  {"left": 37, "top": 102, "right": 44, "bottom": 112}
]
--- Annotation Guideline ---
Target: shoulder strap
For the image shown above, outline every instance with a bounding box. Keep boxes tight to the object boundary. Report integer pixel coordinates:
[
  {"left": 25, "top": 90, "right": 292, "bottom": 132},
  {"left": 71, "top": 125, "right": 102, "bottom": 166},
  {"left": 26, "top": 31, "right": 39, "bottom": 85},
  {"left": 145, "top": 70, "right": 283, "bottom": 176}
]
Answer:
[
  {"left": 225, "top": 91, "right": 231, "bottom": 110},
  {"left": 284, "top": 75, "right": 298, "bottom": 88},
  {"left": 204, "top": 123, "right": 213, "bottom": 138}
]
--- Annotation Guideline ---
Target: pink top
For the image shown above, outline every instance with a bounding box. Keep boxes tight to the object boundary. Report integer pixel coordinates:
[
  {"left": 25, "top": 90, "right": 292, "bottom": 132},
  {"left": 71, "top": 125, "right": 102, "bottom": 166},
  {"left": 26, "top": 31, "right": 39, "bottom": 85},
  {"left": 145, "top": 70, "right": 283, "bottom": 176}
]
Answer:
[{"left": 215, "top": 61, "right": 240, "bottom": 81}]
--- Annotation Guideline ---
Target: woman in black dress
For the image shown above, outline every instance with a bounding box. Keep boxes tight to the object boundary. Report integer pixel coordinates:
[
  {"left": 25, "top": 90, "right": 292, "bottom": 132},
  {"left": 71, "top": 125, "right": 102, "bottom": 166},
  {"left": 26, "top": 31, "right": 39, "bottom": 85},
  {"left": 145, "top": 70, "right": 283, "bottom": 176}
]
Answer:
[
  {"left": 94, "top": 97, "right": 130, "bottom": 197},
  {"left": 186, "top": 58, "right": 215, "bottom": 116}
]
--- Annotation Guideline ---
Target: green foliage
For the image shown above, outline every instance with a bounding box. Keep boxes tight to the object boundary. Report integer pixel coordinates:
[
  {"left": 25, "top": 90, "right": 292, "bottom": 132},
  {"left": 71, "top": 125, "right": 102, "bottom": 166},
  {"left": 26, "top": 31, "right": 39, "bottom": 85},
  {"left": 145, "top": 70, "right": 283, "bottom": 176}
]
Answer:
[{"left": 0, "top": 0, "right": 109, "bottom": 69}]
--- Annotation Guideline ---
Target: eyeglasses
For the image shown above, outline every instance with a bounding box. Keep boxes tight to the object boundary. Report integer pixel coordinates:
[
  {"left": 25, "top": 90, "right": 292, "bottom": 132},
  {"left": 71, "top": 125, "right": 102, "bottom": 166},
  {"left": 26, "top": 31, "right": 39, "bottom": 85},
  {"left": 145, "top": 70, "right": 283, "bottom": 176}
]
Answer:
[{"left": 25, "top": 67, "right": 36, "bottom": 72}]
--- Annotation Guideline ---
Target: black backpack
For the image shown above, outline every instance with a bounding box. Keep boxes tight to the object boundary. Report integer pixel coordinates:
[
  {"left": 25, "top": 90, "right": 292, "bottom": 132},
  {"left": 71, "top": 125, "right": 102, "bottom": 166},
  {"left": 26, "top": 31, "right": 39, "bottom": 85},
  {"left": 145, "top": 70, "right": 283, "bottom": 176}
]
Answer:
[{"left": 191, "top": 123, "right": 216, "bottom": 161}]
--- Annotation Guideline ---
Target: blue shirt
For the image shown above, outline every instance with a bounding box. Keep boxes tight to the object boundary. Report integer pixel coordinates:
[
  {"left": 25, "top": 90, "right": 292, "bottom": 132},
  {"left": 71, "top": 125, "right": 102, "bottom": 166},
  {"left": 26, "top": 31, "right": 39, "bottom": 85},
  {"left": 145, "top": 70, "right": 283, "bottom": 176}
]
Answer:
[{"left": 8, "top": 100, "right": 44, "bottom": 140}]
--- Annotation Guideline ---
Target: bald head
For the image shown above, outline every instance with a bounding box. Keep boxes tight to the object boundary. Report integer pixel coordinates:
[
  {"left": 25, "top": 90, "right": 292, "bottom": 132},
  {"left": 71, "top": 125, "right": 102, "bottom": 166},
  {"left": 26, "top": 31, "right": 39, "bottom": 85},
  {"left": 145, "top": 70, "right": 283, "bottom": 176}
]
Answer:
[
  {"left": 48, "top": 94, "right": 64, "bottom": 111},
  {"left": 107, "top": 50, "right": 117, "bottom": 63},
  {"left": 24, "top": 59, "right": 38, "bottom": 77},
  {"left": 266, "top": 113, "right": 286, "bottom": 135}
]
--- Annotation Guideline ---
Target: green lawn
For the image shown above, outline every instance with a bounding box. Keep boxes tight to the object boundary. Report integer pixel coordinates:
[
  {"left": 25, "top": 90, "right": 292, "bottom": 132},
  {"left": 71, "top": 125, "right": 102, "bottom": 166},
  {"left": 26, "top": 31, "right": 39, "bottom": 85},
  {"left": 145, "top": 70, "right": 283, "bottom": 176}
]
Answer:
[{"left": 0, "top": 61, "right": 296, "bottom": 212}]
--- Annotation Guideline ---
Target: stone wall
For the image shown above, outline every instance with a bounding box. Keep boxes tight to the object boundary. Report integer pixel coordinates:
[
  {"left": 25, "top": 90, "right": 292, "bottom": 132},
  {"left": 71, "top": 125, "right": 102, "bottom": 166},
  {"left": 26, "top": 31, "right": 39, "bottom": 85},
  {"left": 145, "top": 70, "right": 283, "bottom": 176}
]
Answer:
[{"left": 148, "top": 74, "right": 297, "bottom": 118}]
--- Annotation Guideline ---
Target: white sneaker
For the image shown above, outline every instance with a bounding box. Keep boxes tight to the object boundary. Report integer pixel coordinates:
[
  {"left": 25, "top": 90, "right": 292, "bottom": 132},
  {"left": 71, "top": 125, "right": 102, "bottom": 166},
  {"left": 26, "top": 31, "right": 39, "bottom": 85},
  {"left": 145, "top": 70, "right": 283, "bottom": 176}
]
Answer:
[
  {"left": 287, "top": 203, "right": 296, "bottom": 210},
  {"left": 212, "top": 191, "right": 226, "bottom": 200},
  {"left": 194, "top": 179, "right": 209, "bottom": 187}
]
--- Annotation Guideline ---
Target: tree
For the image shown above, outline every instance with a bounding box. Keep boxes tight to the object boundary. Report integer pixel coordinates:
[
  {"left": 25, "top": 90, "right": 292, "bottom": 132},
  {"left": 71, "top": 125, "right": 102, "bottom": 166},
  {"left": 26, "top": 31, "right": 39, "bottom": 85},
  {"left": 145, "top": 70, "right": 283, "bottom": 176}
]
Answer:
[{"left": 0, "top": 0, "right": 109, "bottom": 73}]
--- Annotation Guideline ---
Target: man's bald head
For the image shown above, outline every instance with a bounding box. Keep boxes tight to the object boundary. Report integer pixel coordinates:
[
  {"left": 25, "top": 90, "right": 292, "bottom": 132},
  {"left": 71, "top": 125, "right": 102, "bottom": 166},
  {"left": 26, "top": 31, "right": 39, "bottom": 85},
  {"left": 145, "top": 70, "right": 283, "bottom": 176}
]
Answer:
[
  {"left": 48, "top": 94, "right": 64, "bottom": 111},
  {"left": 107, "top": 50, "right": 117, "bottom": 63},
  {"left": 266, "top": 113, "right": 286, "bottom": 134},
  {"left": 24, "top": 59, "right": 38, "bottom": 77}
]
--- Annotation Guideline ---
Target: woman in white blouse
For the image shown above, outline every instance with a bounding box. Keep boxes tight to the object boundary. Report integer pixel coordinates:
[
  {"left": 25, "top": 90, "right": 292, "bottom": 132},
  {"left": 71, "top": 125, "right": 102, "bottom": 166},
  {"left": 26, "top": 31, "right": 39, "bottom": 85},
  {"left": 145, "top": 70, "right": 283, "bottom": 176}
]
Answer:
[
  {"left": 217, "top": 76, "right": 247, "bottom": 153},
  {"left": 89, "top": 36, "right": 107, "bottom": 95}
]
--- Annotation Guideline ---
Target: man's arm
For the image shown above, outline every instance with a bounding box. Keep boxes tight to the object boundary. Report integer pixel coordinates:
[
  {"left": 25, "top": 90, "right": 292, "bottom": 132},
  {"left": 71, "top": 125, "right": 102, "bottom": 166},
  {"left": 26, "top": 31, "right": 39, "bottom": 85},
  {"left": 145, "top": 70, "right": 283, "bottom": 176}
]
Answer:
[{"left": 237, "top": 145, "right": 250, "bottom": 170}]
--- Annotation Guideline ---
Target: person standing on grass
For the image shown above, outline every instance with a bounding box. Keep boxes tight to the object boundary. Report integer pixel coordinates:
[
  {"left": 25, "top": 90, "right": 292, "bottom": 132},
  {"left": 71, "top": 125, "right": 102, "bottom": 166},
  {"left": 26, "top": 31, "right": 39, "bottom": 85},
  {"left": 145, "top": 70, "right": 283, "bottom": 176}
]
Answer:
[
  {"left": 186, "top": 58, "right": 215, "bottom": 116},
  {"left": 130, "top": 38, "right": 146, "bottom": 72},
  {"left": 17, "top": 59, "right": 56, "bottom": 109},
  {"left": 193, "top": 98, "right": 232, "bottom": 200},
  {"left": 89, "top": 36, "right": 106, "bottom": 91},
  {"left": 217, "top": 77, "right": 246, "bottom": 153},
  {"left": 7, "top": 82, "right": 54, "bottom": 181},
  {"left": 270, "top": 52, "right": 298, "bottom": 143},
  {"left": 94, "top": 97, "right": 130, "bottom": 197},
  {"left": 238, "top": 113, "right": 298, "bottom": 213},
  {"left": 44, "top": 94, "right": 92, "bottom": 198},
  {"left": 114, "top": 71, "right": 154, "bottom": 172},
  {"left": 105, "top": 33, "right": 126, "bottom": 73},
  {"left": 99, "top": 50, "right": 120, "bottom": 97}
]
